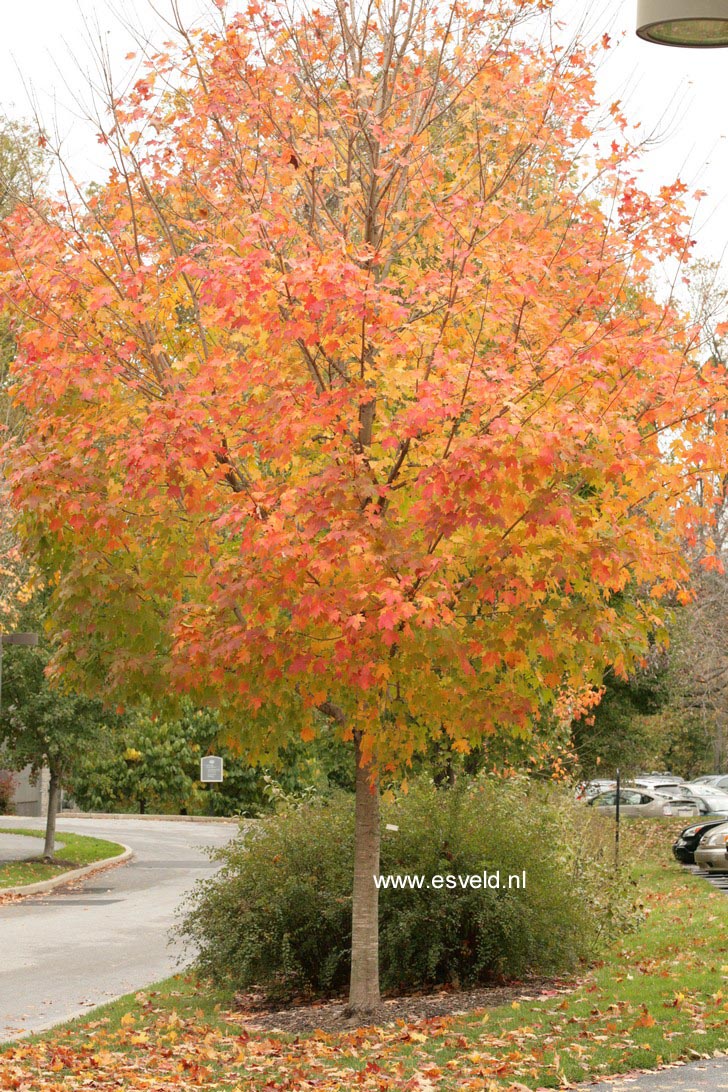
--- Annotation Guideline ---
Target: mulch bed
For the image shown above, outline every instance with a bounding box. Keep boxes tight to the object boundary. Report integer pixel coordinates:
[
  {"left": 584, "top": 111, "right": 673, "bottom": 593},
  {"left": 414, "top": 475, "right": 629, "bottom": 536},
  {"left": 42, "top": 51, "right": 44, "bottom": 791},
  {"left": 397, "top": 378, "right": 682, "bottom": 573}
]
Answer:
[{"left": 234, "top": 977, "right": 575, "bottom": 1035}]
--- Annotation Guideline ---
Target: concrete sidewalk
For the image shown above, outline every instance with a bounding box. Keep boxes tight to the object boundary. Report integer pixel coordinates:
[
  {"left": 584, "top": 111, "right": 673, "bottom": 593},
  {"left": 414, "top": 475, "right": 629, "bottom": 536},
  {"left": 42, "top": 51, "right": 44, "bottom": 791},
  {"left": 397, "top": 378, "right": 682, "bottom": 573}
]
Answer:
[
  {"left": 581, "top": 1056, "right": 728, "bottom": 1092},
  {"left": 0, "top": 832, "right": 62, "bottom": 863}
]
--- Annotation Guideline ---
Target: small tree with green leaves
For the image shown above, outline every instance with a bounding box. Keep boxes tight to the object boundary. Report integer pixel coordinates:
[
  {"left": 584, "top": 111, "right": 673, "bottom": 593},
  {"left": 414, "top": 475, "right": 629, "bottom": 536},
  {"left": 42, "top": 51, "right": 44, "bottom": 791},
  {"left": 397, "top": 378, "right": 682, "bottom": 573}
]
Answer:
[{"left": 0, "top": 596, "right": 113, "bottom": 857}]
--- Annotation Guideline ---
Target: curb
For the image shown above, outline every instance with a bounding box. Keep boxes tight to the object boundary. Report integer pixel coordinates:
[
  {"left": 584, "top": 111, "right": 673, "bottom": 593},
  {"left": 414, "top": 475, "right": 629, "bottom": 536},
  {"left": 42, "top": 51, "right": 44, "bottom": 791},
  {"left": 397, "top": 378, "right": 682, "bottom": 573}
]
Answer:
[
  {"left": 2, "top": 844, "right": 134, "bottom": 897},
  {"left": 59, "top": 812, "right": 239, "bottom": 824}
]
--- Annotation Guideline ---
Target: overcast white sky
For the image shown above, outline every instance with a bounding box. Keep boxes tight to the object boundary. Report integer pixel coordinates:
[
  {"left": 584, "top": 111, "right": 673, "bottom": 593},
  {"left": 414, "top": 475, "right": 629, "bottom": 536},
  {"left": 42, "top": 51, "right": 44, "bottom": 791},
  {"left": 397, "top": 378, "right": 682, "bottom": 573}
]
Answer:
[{"left": 0, "top": 0, "right": 727, "bottom": 270}]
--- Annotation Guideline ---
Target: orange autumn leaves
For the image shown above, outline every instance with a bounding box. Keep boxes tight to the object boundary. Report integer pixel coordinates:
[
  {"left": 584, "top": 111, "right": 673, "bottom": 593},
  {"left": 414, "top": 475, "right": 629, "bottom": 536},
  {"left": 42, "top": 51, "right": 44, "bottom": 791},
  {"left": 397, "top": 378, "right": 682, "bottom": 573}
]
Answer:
[{"left": 1, "top": 0, "right": 727, "bottom": 766}]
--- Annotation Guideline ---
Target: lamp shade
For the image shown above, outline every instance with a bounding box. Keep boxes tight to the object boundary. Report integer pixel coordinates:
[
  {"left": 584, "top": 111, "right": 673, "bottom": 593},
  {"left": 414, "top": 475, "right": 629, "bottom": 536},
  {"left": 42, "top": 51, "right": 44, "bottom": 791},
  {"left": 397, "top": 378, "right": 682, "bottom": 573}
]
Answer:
[{"left": 637, "top": 0, "right": 728, "bottom": 45}]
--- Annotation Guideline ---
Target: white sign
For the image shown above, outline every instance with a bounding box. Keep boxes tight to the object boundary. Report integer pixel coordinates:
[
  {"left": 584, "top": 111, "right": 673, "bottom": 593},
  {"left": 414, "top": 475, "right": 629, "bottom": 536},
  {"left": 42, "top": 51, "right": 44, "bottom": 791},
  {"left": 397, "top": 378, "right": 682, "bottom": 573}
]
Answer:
[{"left": 200, "top": 755, "right": 224, "bottom": 783}]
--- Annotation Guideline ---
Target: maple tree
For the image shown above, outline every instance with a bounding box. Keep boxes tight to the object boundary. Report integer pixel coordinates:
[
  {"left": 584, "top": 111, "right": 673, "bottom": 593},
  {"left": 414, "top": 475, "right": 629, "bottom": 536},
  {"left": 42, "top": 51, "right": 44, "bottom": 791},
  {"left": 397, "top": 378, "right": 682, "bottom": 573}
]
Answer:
[{"left": 2, "top": 0, "right": 728, "bottom": 1012}]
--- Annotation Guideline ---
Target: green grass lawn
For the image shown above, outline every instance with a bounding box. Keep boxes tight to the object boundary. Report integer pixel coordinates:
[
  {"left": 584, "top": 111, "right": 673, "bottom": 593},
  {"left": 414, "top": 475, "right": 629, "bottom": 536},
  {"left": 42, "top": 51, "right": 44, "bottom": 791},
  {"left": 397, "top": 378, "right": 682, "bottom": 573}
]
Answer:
[
  {"left": 1, "top": 820, "right": 726, "bottom": 1089},
  {"left": 0, "top": 827, "right": 125, "bottom": 890}
]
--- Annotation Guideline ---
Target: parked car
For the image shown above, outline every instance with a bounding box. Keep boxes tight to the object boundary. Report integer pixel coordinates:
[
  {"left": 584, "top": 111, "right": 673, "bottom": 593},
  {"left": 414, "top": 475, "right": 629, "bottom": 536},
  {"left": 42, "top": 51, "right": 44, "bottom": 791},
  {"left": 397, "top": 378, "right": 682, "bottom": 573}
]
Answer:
[
  {"left": 575, "top": 779, "right": 617, "bottom": 801},
  {"left": 681, "top": 787, "right": 728, "bottom": 815},
  {"left": 694, "top": 821, "right": 728, "bottom": 872},
  {"left": 684, "top": 777, "right": 728, "bottom": 796},
  {"left": 633, "top": 775, "right": 685, "bottom": 794},
  {"left": 587, "top": 787, "right": 701, "bottom": 818},
  {"left": 672, "top": 816, "right": 728, "bottom": 863},
  {"left": 636, "top": 771, "right": 684, "bottom": 782}
]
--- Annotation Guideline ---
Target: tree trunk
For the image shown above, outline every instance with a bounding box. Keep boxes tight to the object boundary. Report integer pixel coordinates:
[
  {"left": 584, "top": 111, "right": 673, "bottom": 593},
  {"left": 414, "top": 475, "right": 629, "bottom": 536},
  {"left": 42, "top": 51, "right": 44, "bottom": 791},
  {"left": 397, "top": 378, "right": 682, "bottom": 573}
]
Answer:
[
  {"left": 347, "top": 730, "right": 381, "bottom": 1016},
  {"left": 43, "top": 767, "right": 61, "bottom": 861}
]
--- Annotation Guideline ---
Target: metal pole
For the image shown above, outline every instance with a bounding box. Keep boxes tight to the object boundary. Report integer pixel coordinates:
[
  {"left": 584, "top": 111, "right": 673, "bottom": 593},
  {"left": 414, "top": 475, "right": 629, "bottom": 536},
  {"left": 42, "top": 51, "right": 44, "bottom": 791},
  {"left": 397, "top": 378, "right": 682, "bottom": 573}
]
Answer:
[{"left": 615, "top": 767, "right": 621, "bottom": 871}]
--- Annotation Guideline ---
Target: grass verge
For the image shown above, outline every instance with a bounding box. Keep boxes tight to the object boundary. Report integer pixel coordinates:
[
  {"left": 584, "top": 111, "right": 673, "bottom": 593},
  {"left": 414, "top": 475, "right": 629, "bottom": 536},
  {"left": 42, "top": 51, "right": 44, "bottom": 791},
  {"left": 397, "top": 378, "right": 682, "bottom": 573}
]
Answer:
[
  {"left": 0, "top": 827, "right": 125, "bottom": 889},
  {"left": 0, "top": 822, "right": 726, "bottom": 1089}
]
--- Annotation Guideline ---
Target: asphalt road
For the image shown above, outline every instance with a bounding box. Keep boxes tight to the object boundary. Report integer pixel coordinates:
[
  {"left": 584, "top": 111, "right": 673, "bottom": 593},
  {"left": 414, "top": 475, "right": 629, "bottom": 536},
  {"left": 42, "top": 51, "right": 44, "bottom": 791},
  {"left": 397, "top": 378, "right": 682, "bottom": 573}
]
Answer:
[
  {"left": 580, "top": 1056, "right": 728, "bottom": 1092},
  {"left": 0, "top": 815, "right": 236, "bottom": 1042}
]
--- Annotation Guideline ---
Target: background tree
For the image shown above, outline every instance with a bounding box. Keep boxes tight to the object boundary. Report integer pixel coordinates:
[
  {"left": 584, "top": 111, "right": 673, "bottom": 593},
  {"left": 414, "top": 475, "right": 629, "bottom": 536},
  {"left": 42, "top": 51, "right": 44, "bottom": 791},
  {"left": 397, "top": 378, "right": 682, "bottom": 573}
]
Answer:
[
  {"left": 670, "top": 262, "right": 728, "bottom": 772},
  {"left": 69, "top": 702, "right": 354, "bottom": 815},
  {"left": 647, "top": 567, "right": 728, "bottom": 774},
  {"left": 70, "top": 705, "right": 197, "bottom": 816},
  {"left": 569, "top": 260, "right": 728, "bottom": 783},
  {"left": 572, "top": 659, "right": 668, "bottom": 780},
  {"left": 573, "top": 592, "right": 726, "bottom": 782},
  {"left": 0, "top": 119, "right": 43, "bottom": 219},
  {"left": 0, "top": 118, "right": 46, "bottom": 807},
  {"left": 0, "top": 118, "right": 44, "bottom": 632},
  {"left": 3, "top": 0, "right": 728, "bottom": 1013},
  {"left": 0, "top": 593, "right": 114, "bottom": 857}
]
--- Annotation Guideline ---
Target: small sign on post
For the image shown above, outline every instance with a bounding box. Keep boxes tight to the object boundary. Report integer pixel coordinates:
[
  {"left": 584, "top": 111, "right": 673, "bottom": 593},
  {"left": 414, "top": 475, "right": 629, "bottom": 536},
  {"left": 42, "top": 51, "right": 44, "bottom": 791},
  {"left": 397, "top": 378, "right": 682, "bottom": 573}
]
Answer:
[{"left": 200, "top": 755, "right": 224, "bottom": 783}]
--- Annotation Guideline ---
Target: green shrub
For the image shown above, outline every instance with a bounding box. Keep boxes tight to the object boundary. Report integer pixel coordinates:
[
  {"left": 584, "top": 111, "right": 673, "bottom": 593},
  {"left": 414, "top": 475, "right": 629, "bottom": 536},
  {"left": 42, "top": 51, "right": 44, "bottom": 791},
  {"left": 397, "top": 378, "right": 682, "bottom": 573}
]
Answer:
[
  {"left": 0, "top": 770, "right": 16, "bottom": 814},
  {"left": 179, "top": 795, "right": 354, "bottom": 997},
  {"left": 177, "top": 779, "right": 634, "bottom": 1000},
  {"left": 378, "top": 780, "right": 632, "bottom": 992}
]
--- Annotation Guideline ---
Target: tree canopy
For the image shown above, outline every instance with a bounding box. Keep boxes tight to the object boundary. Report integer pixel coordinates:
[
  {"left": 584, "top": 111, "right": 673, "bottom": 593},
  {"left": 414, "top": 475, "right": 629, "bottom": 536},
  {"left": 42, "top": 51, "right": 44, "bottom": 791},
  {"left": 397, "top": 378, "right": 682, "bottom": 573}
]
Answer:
[
  {"left": 2, "top": 2, "right": 724, "bottom": 758},
  {"left": 1, "top": 0, "right": 727, "bottom": 1008}
]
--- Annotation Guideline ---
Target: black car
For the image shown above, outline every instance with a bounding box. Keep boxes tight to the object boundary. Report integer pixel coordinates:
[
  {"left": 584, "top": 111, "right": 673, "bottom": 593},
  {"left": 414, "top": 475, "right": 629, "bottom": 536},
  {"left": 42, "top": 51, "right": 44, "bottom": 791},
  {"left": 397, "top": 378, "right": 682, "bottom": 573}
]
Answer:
[{"left": 672, "top": 815, "right": 728, "bottom": 864}]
